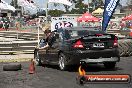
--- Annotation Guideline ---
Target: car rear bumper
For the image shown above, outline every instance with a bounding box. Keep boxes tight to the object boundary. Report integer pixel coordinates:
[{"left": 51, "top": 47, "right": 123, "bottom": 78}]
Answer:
[
  {"left": 65, "top": 48, "right": 120, "bottom": 65},
  {"left": 80, "top": 57, "right": 120, "bottom": 63}
]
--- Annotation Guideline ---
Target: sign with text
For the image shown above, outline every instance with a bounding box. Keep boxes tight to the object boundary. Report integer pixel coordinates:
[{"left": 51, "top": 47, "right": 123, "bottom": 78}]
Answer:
[
  {"left": 102, "top": 0, "right": 120, "bottom": 31},
  {"left": 51, "top": 17, "right": 77, "bottom": 31},
  {"left": 77, "top": 74, "right": 131, "bottom": 85}
]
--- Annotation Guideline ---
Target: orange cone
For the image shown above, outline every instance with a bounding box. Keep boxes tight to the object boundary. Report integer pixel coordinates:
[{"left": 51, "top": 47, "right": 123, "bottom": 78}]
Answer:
[{"left": 29, "top": 59, "right": 35, "bottom": 74}]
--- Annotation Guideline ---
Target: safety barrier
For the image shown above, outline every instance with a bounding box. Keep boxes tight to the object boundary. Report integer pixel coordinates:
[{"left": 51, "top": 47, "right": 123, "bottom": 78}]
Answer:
[
  {"left": 0, "top": 31, "right": 132, "bottom": 56},
  {"left": 0, "top": 41, "right": 38, "bottom": 54},
  {"left": 0, "top": 31, "right": 44, "bottom": 54},
  {"left": 1, "top": 39, "right": 132, "bottom": 56},
  {"left": 118, "top": 39, "right": 132, "bottom": 57}
]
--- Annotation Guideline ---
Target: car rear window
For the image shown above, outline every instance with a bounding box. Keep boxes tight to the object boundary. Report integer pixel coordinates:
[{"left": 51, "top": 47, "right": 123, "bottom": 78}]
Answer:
[{"left": 65, "top": 29, "right": 106, "bottom": 39}]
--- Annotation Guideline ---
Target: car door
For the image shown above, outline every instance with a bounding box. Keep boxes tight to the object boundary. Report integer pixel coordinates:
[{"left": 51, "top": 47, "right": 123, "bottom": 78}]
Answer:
[
  {"left": 46, "top": 33, "right": 60, "bottom": 64},
  {"left": 39, "top": 48, "right": 49, "bottom": 63},
  {"left": 38, "top": 39, "right": 49, "bottom": 63}
]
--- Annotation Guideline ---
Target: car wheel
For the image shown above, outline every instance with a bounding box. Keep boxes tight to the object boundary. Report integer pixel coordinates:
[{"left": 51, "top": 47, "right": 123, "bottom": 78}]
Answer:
[
  {"left": 104, "top": 62, "right": 116, "bottom": 69},
  {"left": 34, "top": 49, "right": 42, "bottom": 66},
  {"left": 58, "top": 53, "right": 68, "bottom": 71}
]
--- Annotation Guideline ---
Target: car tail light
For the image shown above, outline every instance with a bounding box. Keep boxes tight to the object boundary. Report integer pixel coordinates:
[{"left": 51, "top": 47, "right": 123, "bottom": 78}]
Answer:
[
  {"left": 95, "top": 34, "right": 103, "bottom": 36},
  {"left": 113, "top": 37, "right": 118, "bottom": 46},
  {"left": 73, "top": 40, "right": 84, "bottom": 48}
]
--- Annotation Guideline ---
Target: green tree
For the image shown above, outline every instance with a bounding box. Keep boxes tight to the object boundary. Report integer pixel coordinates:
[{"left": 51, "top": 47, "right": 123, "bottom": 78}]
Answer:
[
  {"left": 49, "top": 0, "right": 104, "bottom": 16},
  {"left": 48, "top": 10, "right": 65, "bottom": 17},
  {"left": 52, "top": 0, "right": 78, "bottom": 14},
  {"left": 70, "top": 0, "right": 87, "bottom": 14},
  {"left": 10, "top": 0, "right": 19, "bottom": 8},
  {"left": 91, "top": 0, "right": 104, "bottom": 9}
]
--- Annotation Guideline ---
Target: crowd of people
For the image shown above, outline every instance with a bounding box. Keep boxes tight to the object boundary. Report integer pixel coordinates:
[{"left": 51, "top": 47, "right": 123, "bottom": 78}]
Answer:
[
  {"left": 0, "top": 16, "right": 39, "bottom": 31},
  {"left": 0, "top": 17, "right": 10, "bottom": 31}
]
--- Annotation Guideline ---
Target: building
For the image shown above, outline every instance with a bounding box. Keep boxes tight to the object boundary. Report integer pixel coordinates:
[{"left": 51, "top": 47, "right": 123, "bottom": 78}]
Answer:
[{"left": 0, "top": 8, "right": 21, "bottom": 17}]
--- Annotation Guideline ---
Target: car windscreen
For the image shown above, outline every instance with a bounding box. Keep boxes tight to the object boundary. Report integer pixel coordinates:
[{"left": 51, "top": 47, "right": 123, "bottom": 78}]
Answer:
[{"left": 65, "top": 29, "right": 106, "bottom": 39}]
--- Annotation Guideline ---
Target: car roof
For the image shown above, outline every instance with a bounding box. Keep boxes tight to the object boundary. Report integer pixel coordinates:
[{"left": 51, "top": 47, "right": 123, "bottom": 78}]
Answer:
[{"left": 63, "top": 26, "right": 101, "bottom": 31}]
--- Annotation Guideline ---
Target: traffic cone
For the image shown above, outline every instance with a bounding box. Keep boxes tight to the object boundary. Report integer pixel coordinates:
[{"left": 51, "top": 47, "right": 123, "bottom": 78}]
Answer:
[{"left": 29, "top": 59, "right": 35, "bottom": 74}]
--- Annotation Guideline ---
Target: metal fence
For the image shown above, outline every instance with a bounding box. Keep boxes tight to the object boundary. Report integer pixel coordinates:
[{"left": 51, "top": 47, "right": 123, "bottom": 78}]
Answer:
[
  {"left": 1, "top": 17, "right": 132, "bottom": 56},
  {"left": 0, "top": 31, "right": 44, "bottom": 54},
  {"left": 0, "top": 17, "right": 44, "bottom": 54},
  {"left": 0, "top": 17, "right": 41, "bottom": 32}
]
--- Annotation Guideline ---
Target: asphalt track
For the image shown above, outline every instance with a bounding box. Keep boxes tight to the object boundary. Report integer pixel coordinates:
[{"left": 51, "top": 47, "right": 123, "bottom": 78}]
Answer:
[
  {"left": 0, "top": 54, "right": 33, "bottom": 62},
  {"left": 0, "top": 56, "right": 131, "bottom": 88}
]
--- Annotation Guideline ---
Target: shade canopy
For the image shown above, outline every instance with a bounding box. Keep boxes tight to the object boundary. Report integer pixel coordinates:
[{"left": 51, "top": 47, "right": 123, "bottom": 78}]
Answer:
[
  {"left": 77, "top": 12, "right": 100, "bottom": 22},
  {"left": 92, "top": 8, "right": 104, "bottom": 14},
  {"left": 122, "top": 14, "right": 132, "bottom": 21},
  {"left": 0, "top": 3, "right": 8, "bottom": 10}
]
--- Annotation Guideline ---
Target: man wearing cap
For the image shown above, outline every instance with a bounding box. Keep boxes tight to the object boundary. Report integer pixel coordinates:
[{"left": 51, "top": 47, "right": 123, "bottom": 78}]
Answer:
[{"left": 39, "top": 25, "right": 56, "bottom": 49}]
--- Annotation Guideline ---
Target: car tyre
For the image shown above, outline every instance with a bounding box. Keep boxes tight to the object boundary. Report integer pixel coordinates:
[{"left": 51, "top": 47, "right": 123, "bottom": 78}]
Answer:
[
  {"left": 3, "top": 63, "right": 22, "bottom": 71},
  {"left": 104, "top": 62, "right": 116, "bottom": 69},
  {"left": 34, "top": 49, "right": 42, "bottom": 66},
  {"left": 58, "top": 53, "right": 68, "bottom": 71}
]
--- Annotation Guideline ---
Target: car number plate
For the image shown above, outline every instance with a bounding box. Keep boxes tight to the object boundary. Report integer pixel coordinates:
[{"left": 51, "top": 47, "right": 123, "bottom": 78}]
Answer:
[{"left": 93, "top": 43, "right": 104, "bottom": 48}]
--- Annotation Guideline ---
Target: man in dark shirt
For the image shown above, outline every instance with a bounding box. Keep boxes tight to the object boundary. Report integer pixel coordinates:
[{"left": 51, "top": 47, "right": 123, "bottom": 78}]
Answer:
[{"left": 39, "top": 29, "right": 55, "bottom": 49}]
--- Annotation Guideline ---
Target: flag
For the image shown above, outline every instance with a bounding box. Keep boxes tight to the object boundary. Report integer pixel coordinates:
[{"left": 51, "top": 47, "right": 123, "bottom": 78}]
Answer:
[
  {"left": 48, "top": 0, "right": 72, "bottom": 6},
  {"left": 28, "top": 0, "right": 37, "bottom": 8},
  {"left": 18, "top": 0, "right": 37, "bottom": 10},
  {"left": 27, "top": 0, "right": 37, "bottom": 13},
  {"left": 18, "top": 0, "right": 37, "bottom": 14},
  {"left": 25, "top": 0, "right": 37, "bottom": 14},
  {"left": 18, "top": 0, "right": 30, "bottom": 7},
  {"left": 102, "top": 0, "right": 120, "bottom": 31}
]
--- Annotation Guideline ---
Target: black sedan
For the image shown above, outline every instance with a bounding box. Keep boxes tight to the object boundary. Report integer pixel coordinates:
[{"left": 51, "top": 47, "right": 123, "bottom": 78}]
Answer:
[{"left": 34, "top": 27, "right": 120, "bottom": 70}]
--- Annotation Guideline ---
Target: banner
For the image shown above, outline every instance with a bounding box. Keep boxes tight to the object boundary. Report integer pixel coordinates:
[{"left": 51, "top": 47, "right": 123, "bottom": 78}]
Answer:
[
  {"left": 18, "top": 0, "right": 36, "bottom": 9},
  {"left": 48, "top": 0, "right": 72, "bottom": 6},
  {"left": 18, "top": 0, "right": 30, "bottom": 7},
  {"left": 51, "top": 17, "right": 77, "bottom": 31},
  {"left": 102, "top": 0, "right": 120, "bottom": 31}
]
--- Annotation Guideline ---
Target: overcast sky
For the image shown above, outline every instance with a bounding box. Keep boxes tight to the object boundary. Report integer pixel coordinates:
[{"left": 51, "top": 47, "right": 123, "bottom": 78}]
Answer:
[{"left": 5, "top": 0, "right": 128, "bottom": 8}]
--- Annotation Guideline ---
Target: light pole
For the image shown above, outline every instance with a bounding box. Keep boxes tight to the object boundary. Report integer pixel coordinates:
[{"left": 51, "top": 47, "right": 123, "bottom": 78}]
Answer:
[
  {"left": 87, "top": 0, "right": 89, "bottom": 13},
  {"left": 37, "top": 18, "right": 40, "bottom": 46},
  {"left": 13, "top": 0, "right": 19, "bottom": 40},
  {"left": 45, "top": 1, "right": 48, "bottom": 23}
]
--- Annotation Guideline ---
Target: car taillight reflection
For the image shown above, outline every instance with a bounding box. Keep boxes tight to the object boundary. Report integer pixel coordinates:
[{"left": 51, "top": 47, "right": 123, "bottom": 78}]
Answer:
[
  {"left": 95, "top": 34, "right": 103, "bottom": 36},
  {"left": 73, "top": 40, "right": 84, "bottom": 48}
]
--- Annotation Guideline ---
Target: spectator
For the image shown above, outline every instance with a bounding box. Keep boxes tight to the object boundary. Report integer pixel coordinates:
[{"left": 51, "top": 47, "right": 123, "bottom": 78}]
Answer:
[
  {"left": 39, "top": 27, "right": 56, "bottom": 50},
  {"left": 4, "top": 17, "right": 10, "bottom": 31},
  {"left": 15, "top": 20, "right": 20, "bottom": 30}
]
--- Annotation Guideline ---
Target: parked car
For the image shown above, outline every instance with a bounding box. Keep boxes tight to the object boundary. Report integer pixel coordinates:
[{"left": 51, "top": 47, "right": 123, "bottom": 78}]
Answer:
[{"left": 34, "top": 27, "right": 120, "bottom": 70}]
